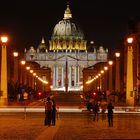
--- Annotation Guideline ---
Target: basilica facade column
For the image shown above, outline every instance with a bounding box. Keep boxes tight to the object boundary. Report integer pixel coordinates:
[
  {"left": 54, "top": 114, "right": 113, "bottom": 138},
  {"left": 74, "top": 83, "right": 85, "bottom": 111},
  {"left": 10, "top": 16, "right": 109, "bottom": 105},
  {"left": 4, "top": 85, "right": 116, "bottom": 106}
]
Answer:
[
  {"left": 61, "top": 66, "right": 64, "bottom": 87},
  {"left": 68, "top": 66, "right": 72, "bottom": 87},
  {"left": 77, "top": 66, "right": 80, "bottom": 87},
  {"left": 74, "top": 66, "right": 77, "bottom": 87},
  {"left": 53, "top": 66, "right": 56, "bottom": 88},
  {"left": 56, "top": 66, "right": 58, "bottom": 87}
]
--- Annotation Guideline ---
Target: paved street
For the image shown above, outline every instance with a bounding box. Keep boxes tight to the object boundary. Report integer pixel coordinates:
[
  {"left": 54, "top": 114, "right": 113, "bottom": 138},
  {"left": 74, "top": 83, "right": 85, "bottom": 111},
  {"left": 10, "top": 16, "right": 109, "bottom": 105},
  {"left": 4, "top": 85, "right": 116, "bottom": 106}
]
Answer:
[{"left": 0, "top": 112, "right": 140, "bottom": 140}]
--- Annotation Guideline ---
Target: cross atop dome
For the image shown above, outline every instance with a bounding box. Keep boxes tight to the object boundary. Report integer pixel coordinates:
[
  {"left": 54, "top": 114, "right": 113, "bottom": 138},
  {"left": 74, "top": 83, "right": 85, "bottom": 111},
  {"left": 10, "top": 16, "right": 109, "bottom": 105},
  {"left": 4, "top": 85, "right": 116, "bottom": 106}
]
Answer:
[{"left": 63, "top": 3, "right": 72, "bottom": 19}]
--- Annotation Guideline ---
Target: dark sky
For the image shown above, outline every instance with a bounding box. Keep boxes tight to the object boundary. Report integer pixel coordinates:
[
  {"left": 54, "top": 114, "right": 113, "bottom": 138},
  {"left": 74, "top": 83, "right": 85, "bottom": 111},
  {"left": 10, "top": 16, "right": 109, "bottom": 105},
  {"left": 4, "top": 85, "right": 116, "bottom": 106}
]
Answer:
[{"left": 0, "top": 0, "right": 140, "bottom": 53}]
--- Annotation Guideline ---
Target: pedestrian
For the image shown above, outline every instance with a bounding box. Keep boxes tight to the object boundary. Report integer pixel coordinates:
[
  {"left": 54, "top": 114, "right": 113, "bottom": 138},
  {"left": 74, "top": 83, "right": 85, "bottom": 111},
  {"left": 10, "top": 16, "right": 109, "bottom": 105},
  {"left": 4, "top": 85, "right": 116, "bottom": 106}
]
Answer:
[
  {"left": 44, "top": 97, "right": 53, "bottom": 126},
  {"left": 92, "top": 101, "right": 99, "bottom": 121},
  {"left": 107, "top": 100, "right": 114, "bottom": 127},
  {"left": 100, "top": 99, "right": 107, "bottom": 121},
  {"left": 51, "top": 98, "right": 56, "bottom": 126}
]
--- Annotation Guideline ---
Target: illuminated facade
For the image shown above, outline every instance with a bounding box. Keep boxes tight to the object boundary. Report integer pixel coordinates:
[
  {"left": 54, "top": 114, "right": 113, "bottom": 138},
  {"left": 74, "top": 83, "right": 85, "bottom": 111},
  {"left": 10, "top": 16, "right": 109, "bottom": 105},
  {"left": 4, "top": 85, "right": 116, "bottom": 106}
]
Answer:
[{"left": 25, "top": 4, "right": 108, "bottom": 92}]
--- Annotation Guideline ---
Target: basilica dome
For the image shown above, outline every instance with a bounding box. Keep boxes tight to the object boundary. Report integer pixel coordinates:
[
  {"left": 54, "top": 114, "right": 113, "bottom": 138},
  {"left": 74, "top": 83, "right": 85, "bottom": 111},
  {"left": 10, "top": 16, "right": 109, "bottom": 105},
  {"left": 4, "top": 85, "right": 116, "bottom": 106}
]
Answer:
[{"left": 51, "top": 5, "right": 84, "bottom": 40}]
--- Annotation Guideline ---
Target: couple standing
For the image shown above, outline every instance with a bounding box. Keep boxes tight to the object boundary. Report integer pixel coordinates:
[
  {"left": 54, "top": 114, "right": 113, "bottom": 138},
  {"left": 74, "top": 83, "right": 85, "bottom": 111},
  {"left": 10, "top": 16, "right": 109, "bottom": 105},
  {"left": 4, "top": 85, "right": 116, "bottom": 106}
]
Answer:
[{"left": 44, "top": 96, "right": 56, "bottom": 126}]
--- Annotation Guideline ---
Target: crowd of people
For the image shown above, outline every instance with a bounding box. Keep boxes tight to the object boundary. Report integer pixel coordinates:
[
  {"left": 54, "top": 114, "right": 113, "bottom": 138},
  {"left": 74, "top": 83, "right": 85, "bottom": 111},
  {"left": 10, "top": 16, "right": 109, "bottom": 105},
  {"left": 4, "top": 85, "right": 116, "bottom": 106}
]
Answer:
[
  {"left": 88, "top": 99, "right": 114, "bottom": 127},
  {"left": 43, "top": 96, "right": 114, "bottom": 127}
]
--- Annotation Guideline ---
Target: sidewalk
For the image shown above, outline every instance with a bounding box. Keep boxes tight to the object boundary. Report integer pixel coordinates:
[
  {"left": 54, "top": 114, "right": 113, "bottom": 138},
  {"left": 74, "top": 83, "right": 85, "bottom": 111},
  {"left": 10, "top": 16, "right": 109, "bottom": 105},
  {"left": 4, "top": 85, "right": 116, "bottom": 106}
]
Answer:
[{"left": 0, "top": 112, "right": 140, "bottom": 140}]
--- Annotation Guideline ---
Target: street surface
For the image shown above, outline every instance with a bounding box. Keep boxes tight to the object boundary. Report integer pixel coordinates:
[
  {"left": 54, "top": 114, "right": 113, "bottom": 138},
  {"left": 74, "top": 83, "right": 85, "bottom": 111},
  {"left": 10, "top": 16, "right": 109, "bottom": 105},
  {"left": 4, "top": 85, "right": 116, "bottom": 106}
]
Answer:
[{"left": 0, "top": 112, "right": 140, "bottom": 140}]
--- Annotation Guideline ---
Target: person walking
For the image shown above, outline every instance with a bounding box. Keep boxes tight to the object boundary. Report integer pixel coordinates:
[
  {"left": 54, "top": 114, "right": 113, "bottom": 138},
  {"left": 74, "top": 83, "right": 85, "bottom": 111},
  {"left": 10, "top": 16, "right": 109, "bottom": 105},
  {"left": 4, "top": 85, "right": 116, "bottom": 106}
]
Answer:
[
  {"left": 44, "top": 97, "right": 53, "bottom": 126},
  {"left": 92, "top": 101, "right": 99, "bottom": 121},
  {"left": 107, "top": 100, "right": 114, "bottom": 127},
  {"left": 100, "top": 99, "right": 107, "bottom": 121},
  {"left": 51, "top": 98, "right": 56, "bottom": 126}
]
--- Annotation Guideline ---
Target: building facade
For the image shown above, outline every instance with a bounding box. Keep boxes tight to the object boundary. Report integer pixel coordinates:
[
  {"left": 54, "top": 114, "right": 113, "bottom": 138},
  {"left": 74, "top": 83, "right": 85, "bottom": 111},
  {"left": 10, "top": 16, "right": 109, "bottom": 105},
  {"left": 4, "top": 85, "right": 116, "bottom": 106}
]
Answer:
[{"left": 25, "top": 4, "right": 108, "bottom": 92}]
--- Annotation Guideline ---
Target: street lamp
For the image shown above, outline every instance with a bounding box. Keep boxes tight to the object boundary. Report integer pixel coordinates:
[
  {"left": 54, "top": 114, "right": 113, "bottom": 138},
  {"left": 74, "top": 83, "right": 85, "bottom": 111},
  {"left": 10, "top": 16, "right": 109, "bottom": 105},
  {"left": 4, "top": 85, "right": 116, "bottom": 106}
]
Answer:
[
  {"left": 13, "top": 52, "right": 19, "bottom": 84},
  {"left": 0, "top": 36, "right": 8, "bottom": 106},
  {"left": 126, "top": 37, "right": 134, "bottom": 106},
  {"left": 115, "top": 52, "right": 120, "bottom": 92},
  {"left": 13, "top": 52, "right": 18, "bottom": 57},
  {"left": 115, "top": 52, "right": 121, "bottom": 103},
  {"left": 108, "top": 61, "right": 113, "bottom": 93},
  {"left": 20, "top": 60, "right": 26, "bottom": 84},
  {"left": 108, "top": 60, "right": 113, "bottom": 65},
  {"left": 26, "top": 66, "right": 31, "bottom": 86},
  {"left": 1, "top": 36, "right": 8, "bottom": 43},
  {"left": 26, "top": 66, "right": 30, "bottom": 70},
  {"left": 127, "top": 37, "right": 133, "bottom": 44},
  {"left": 21, "top": 60, "right": 26, "bottom": 65},
  {"left": 103, "top": 66, "right": 108, "bottom": 92},
  {"left": 100, "top": 70, "right": 105, "bottom": 91},
  {"left": 115, "top": 52, "right": 120, "bottom": 58}
]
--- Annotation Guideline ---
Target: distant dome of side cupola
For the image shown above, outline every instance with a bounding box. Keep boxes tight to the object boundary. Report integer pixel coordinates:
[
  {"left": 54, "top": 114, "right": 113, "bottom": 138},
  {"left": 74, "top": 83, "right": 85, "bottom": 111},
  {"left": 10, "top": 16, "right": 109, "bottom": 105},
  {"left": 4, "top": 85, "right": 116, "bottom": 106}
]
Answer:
[
  {"left": 49, "top": 4, "right": 87, "bottom": 51},
  {"left": 38, "top": 37, "right": 47, "bottom": 52}
]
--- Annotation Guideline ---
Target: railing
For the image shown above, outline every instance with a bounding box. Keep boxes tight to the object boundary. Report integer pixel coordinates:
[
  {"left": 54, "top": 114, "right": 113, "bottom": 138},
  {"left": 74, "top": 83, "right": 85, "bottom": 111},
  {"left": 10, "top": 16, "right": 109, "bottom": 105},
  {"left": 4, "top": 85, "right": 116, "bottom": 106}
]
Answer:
[{"left": 0, "top": 106, "right": 140, "bottom": 113}]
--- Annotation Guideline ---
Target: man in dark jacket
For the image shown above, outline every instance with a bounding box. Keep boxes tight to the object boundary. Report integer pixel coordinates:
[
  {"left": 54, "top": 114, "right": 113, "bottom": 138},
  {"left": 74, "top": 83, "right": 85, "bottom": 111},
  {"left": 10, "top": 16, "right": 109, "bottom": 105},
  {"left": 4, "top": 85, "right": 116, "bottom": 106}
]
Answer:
[
  {"left": 92, "top": 102, "right": 99, "bottom": 121},
  {"left": 45, "top": 97, "right": 53, "bottom": 126},
  {"left": 51, "top": 98, "right": 57, "bottom": 125},
  {"left": 107, "top": 101, "right": 114, "bottom": 127}
]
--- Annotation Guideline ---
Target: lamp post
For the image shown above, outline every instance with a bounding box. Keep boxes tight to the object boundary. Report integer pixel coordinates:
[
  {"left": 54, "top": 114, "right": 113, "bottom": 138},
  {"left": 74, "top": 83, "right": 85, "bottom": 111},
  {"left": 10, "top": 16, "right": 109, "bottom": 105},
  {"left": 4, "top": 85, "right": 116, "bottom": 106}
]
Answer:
[
  {"left": 100, "top": 70, "right": 104, "bottom": 91},
  {"left": 115, "top": 52, "right": 120, "bottom": 92},
  {"left": 104, "top": 66, "right": 108, "bottom": 92},
  {"left": 29, "top": 69, "right": 34, "bottom": 88},
  {"left": 108, "top": 61, "right": 113, "bottom": 93},
  {"left": 33, "top": 73, "right": 36, "bottom": 90},
  {"left": 0, "top": 36, "right": 8, "bottom": 106},
  {"left": 20, "top": 60, "right": 26, "bottom": 85},
  {"left": 126, "top": 37, "right": 134, "bottom": 106},
  {"left": 13, "top": 52, "right": 19, "bottom": 84},
  {"left": 26, "top": 66, "right": 30, "bottom": 86}
]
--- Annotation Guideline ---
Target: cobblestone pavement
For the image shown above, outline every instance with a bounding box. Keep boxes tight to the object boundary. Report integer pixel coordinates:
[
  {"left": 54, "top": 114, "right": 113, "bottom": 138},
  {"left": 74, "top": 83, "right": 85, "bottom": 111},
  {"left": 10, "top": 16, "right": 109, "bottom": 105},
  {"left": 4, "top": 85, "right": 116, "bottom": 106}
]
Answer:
[{"left": 0, "top": 112, "right": 140, "bottom": 140}]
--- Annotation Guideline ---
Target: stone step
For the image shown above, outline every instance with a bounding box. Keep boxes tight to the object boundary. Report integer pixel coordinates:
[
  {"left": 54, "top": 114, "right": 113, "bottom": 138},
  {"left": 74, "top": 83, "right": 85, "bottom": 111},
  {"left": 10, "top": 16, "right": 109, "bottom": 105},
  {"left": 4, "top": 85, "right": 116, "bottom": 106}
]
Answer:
[{"left": 52, "top": 92, "right": 84, "bottom": 107}]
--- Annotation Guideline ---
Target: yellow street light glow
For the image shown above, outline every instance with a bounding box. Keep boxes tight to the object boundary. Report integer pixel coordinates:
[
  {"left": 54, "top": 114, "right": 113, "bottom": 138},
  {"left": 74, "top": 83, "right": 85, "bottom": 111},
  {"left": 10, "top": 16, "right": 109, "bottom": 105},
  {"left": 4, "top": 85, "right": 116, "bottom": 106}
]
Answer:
[
  {"left": 86, "top": 79, "right": 94, "bottom": 84},
  {"left": 108, "top": 61, "right": 113, "bottom": 65},
  {"left": 26, "top": 66, "right": 30, "bottom": 70},
  {"left": 127, "top": 37, "right": 133, "bottom": 44},
  {"left": 43, "top": 81, "right": 48, "bottom": 84},
  {"left": 96, "top": 75, "right": 99, "bottom": 78},
  {"left": 80, "top": 85, "right": 83, "bottom": 89},
  {"left": 104, "top": 66, "right": 108, "bottom": 70},
  {"left": 101, "top": 70, "right": 104, "bottom": 73},
  {"left": 30, "top": 70, "right": 33, "bottom": 73},
  {"left": 98, "top": 73, "right": 101, "bottom": 76},
  {"left": 115, "top": 52, "right": 120, "bottom": 57},
  {"left": 33, "top": 73, "right": 36, "bottom": 76},
  {"left": 38, "top": 77, "right": 41, "bottom": 80},
  {"left": 36, "top": 75, "right": 38, "bottom": 78},
  {"left": 21, "top": 60, "right": 26, "bottom": 65},
  {"left": 1, "top": 36, "right": 8, "bottom": 43},
  {"left": 37, "top": 76, "right": 48, "bottom": 84},
  {"left": 13, "top": 52, "right": 18, "bottom": 57},
  {"left": 90, "top": 41, "right": 94, "bottom": 44}
]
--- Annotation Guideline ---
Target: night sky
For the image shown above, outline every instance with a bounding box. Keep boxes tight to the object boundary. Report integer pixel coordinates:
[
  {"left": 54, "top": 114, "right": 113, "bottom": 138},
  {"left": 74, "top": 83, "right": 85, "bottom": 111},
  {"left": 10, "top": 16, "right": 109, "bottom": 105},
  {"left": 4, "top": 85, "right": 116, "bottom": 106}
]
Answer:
[{"left": 0, "top": 0, "right": 140, "bottom": 53}]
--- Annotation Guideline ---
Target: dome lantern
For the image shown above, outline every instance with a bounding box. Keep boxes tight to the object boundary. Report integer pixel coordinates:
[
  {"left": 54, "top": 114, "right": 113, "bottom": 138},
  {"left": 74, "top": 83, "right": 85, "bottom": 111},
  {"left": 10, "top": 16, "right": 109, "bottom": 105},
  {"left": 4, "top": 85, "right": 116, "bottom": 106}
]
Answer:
[{"left": 63, "top": 4, "right": 72, "bottom": 20}]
